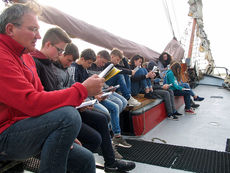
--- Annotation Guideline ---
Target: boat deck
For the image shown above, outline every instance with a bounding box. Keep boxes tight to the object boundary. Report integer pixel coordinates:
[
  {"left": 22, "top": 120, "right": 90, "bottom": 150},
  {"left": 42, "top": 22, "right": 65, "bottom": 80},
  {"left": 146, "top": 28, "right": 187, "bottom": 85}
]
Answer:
[{"left": 95, "top": 84, "right": 230, "bottom": 173}]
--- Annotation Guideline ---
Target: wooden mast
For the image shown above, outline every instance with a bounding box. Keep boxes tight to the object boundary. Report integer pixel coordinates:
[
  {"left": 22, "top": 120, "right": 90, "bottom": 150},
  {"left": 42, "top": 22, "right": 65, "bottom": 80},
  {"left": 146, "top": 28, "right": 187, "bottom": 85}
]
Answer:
[
  {"left": 187, "top": 18, "right": 197, "bottom": 60},
  {"left": 181, "top": 18, "right": 197, "bottom": 82}
]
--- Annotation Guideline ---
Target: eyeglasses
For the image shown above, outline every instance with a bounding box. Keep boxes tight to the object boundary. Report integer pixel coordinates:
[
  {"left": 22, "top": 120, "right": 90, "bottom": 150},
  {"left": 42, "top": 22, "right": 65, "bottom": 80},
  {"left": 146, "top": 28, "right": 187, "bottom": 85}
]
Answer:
[
  {"left": 52, "top": 44, "right": 64, "bottom": 54},
  {"left": 12, "top": 22, "right": 39, "bottom": 33}
]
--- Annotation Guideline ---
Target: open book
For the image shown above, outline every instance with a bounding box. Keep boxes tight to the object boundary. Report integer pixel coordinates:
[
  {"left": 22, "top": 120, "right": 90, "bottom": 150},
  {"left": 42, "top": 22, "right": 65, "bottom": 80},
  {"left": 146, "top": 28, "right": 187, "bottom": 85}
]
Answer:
[
  {"left": 75, "top": 99, "right": 98, "bottom": 109},
  {"left": 98, "top": 64, "right": 121, "bottom": 81},
  {"left": 152, "top": 66, "right": 159, "bottom": 72}
]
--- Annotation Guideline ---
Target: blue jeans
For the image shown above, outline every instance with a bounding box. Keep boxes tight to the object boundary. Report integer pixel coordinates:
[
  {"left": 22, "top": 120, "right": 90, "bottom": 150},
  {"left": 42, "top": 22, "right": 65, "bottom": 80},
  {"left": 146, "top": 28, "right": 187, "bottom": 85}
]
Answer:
[
  {"left": 179, "top": 82, "right": 195, "bottom": 97},
  {"left": 131, "top": 68, "right": 152, "bottom": 96},
  {"left": 173, "top": 90, "right": 191, "bottom": 110},
  {"left": 93, "top": 102, "right": 110, "bottom": 122},
  {"left": 78, "top": 110, "right": 115, "bottom": 166},
  {"left": 0, "top": 106, "right": 95, "bottom": 173},
  {"left": 100, "top": 99, "right": 121, "bottom": 135},
  {"left": 106, "top": 74, "right": 131, "bottom": 100},
  {"left": 108, "top": 92, "right": 127, "bottom": 113}
]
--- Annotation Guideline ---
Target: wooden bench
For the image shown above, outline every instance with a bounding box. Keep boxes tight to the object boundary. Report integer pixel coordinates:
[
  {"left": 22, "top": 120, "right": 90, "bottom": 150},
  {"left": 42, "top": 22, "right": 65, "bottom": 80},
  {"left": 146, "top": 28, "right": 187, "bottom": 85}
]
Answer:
[{"left": 120, "top": 95, "right": 184, "bottom": 136}]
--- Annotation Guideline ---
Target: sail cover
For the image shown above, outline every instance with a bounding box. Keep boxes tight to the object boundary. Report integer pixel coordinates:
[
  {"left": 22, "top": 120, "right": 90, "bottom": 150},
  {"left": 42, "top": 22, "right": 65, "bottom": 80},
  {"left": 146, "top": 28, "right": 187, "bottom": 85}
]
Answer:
[
  {"left": 39, "top": 5, "right": 160, "bottom": 61},
  {"left": 164, "top": 38, "right": 185, "bottom": 61}
]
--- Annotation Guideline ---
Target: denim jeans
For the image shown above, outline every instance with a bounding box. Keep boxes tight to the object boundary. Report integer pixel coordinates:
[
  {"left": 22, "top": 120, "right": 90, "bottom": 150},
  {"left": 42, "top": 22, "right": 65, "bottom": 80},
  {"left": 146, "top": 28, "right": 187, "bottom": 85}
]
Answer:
[
  {"left": 100, "top": 99, "right": 121, "bottom": 135},
  {"left": 93, "top": 102, "right": 110, "bottom": 122},
  {"left": 179, "top": 82, "right": 195, "bottom": 97},
  {"left": 131, "top": 68, "right": 152, "bottom": 96},
  {"left": 67, "top": 143, "right": 95, "bottom": 173},
  {"left": 173, "top": 90, "right": 191, "bottom": 109},
  {"left": 0, "top": 106, "right": 95, "bottom": 173},
  {"left": 78, "top": 110, "right": 115, "bottom": 166},
  {"left": 106, "top": 74, "right": 131, "bottom": 100},
  {"left": 108, "top": 92, "right": 127, "bottom": 113}
]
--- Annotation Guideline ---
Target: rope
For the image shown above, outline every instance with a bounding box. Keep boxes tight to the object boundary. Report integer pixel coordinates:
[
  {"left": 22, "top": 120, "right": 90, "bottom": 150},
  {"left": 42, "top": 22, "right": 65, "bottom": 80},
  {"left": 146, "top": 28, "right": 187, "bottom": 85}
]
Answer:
[
  {"left": 171, "top": 0, "right": 181, "bottom": 39},
  {"left": 162, "top": 0, "right": 176, "bottom": 38},
  {"left": 152, "top": 137, "right": 167, "bottom": 144}
]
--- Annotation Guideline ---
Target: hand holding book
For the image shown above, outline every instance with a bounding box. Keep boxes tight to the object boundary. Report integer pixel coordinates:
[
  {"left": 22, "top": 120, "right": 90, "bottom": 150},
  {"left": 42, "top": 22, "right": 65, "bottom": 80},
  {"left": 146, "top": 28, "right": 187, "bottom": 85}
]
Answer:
[
  {"left": 75, "top": 99, "right": 98, "bottom": 109},
  {"left": 98, "top": 64, "right": 121, "bottom": 81}
]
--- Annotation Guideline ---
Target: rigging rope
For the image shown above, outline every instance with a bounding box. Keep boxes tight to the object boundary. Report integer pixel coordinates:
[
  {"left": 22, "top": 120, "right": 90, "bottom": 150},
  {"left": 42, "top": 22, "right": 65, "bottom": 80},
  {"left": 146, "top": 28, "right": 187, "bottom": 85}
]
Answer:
[
  {"left": 171, "top": 0, "right": 181, "bottom": 40},
  {"left": 162, "top": 0, "right": 176, "bottom": 38}
]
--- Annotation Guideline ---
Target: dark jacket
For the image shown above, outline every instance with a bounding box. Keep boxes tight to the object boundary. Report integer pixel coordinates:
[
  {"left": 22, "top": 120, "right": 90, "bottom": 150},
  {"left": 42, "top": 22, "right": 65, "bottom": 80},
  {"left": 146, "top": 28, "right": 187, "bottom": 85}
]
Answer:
[
  {"left": 104, "top": 58, "right": 132, "bottom": 76},
  {"left": 71, "top": 62, "right": 89, "bottom": 83},
  {"left": 31, "top": 50, "right": 59, "bottom": 91},
  {"left": 87, "top": 63, "right": 103, "bottom": 76},
  {"left": 52, "top": 61, "right": 75, "bottom": 89}
]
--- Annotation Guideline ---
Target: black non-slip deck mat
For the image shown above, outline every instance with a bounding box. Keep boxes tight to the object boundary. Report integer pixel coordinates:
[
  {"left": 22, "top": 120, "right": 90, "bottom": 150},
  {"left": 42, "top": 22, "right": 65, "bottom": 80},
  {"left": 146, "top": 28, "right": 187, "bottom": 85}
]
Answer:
[
  {"left": 23, "top": 157, "right": 40, "bottom": 173},
  {"left": 226, "top": 138, "right": 230, "bottom": 152},
  {"left": 115, "top": 139, "right": 230, "bottom": 173}
]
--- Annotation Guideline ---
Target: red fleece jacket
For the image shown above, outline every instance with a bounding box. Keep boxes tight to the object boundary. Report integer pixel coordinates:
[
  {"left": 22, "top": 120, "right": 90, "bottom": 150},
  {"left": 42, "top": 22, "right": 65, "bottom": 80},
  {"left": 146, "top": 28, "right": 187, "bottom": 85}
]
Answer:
[{"left": 0, "top": 34, "right": 88, "bottom": 134}]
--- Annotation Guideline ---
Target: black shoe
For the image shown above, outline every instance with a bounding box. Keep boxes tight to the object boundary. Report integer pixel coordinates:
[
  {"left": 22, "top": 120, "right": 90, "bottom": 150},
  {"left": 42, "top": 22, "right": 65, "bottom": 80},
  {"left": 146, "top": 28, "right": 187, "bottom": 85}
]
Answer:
[
  {"left": 191, "top": 103, "right": 200, "bottom": 108},
  {"left": 173, "top": 111, "right": 183, "bottom": 116},
  {"left": 144, "top": 93, "right": 153, "bottom": 99},
  {"left": 194, "top": 96, "right": 204, "bottom": 101},
  {"left": 168, "top": 115, "right": 179, "bottom": 121},
  {"left": 150, "top": 92, "right": 160, "bottom": 99},
  {"left": 190, "top": 99, "right": 200, "bottom": 109},
  {"left": 104, "top": 160, "right": 136, "bottom": 172}
]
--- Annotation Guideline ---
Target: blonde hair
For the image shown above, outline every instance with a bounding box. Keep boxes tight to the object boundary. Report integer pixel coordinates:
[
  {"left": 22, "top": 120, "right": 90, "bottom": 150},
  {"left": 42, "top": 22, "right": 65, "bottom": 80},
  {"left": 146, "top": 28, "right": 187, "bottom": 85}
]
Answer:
[{"left": 110, "top": 48, "right": 123, "bottom": 59}]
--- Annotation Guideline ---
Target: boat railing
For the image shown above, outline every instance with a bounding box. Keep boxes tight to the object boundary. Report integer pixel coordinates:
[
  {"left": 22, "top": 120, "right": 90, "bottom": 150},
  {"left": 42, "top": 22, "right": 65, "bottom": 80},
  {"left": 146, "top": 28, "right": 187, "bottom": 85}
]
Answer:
[{"left": 201, "top": 66, "right": 229, "bottom": 79}]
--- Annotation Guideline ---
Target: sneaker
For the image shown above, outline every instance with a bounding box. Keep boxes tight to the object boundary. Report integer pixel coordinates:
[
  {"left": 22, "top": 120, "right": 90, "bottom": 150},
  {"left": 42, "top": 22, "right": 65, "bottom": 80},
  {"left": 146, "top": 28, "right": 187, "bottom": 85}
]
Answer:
[
  {"left": 190, "top": 99, "right": 200, "bottom": 108},
  {"left": 173, "top": 111, "right": 183, "bottom": 116},
  {"left": 128, "top": 96, "right": 141, "bottom": 106},
  {"left": 112, "top": 136, "right": 132, "bottom": 148},
  {"left": 112, "top": 144, "right": 123, "bottom": 159},
  {"left": 144, "top": 93, "right": 153, "bottom": 99},
  {"left": 104, "top": 160, "right": 136, "bottom": 172},
  {"left": 168, "top": 115, "right": 179, "bottom": 121},
  {"left": 194, "top": 96, "right": 204, "bottom": 101},
  {"left": 191, "top": 103, "right": 200, "bottom": 108},
  {"left": 185, "top": 108, "right": 196, "bottom": 115}
]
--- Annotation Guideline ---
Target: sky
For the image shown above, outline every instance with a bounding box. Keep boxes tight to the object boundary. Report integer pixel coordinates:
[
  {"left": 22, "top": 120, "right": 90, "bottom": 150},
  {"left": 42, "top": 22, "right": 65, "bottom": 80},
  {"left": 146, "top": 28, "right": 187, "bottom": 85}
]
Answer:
[{"left": 1, "top": 0, "right": 230, "bottom": 70}]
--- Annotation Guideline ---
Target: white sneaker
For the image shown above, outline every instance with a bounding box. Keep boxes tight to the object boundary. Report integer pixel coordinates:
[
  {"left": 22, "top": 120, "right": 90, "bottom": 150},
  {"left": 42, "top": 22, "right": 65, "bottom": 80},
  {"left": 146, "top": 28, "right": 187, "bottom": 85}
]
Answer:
[{"left": 128, "top": 96, "right": 141, "bottom": 106}]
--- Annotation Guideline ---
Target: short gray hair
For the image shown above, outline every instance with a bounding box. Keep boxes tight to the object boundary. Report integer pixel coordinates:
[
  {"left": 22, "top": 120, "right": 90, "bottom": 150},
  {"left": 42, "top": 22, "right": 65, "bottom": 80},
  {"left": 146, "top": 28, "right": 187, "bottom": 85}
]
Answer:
[{"left": 0, "top": 3, "right": 40, "bottom": 34}]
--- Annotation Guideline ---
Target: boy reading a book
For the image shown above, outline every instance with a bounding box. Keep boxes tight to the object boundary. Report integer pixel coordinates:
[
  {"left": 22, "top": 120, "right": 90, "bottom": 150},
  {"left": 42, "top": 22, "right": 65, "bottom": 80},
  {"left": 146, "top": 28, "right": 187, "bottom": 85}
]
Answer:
[
  {"left": 72, "top": 48, "right": 133, "bottom": 149},
  {"left": 105, "top": 48, "right": 141, "bottom": 107},
  {"left": 88, "top": 50, "right": 128, "bottom": 113}
]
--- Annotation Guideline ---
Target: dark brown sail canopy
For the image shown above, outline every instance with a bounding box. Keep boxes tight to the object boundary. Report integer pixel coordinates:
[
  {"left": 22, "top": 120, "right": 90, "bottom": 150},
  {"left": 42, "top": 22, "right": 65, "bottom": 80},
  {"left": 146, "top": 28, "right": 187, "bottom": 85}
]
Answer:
[
  {"left": 164, "top": 38, "right": 185, "bottom": 61},
  {"left": 39, "top": 5, "right": 161, "bottom": 61}
]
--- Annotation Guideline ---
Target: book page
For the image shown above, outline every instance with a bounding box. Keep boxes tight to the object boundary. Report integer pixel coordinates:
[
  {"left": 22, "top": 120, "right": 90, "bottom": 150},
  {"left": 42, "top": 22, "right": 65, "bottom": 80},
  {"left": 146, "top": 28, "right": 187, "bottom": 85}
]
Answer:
[
  {"left": 75, "top": 99, "right": 98, "bottom": 109},
  {"left": 98, "top": 64, "right": 114, "bottom": 78},
  {"left": 98, "top": 64, "right": 121, "bottom": 81},
  {"left": 104, "top": 67, "right": 121, "bottom": 81}
]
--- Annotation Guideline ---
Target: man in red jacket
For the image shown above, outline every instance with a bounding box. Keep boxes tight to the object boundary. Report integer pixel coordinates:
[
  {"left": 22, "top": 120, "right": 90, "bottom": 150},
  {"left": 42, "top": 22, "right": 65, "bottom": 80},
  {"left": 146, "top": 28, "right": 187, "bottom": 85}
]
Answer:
[{"left": 0, "top": 3, "right": 104, "bottom": 173}]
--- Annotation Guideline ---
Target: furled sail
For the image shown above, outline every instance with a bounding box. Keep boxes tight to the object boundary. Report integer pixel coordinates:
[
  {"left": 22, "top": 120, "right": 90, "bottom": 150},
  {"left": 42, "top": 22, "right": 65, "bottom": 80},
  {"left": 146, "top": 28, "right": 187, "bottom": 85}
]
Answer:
[
  {"left": 163, "top": 38, "right": 185, "bottom": 61},
  {"left": 39, "top": 5, "right": 160, "bottom": 61}
]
